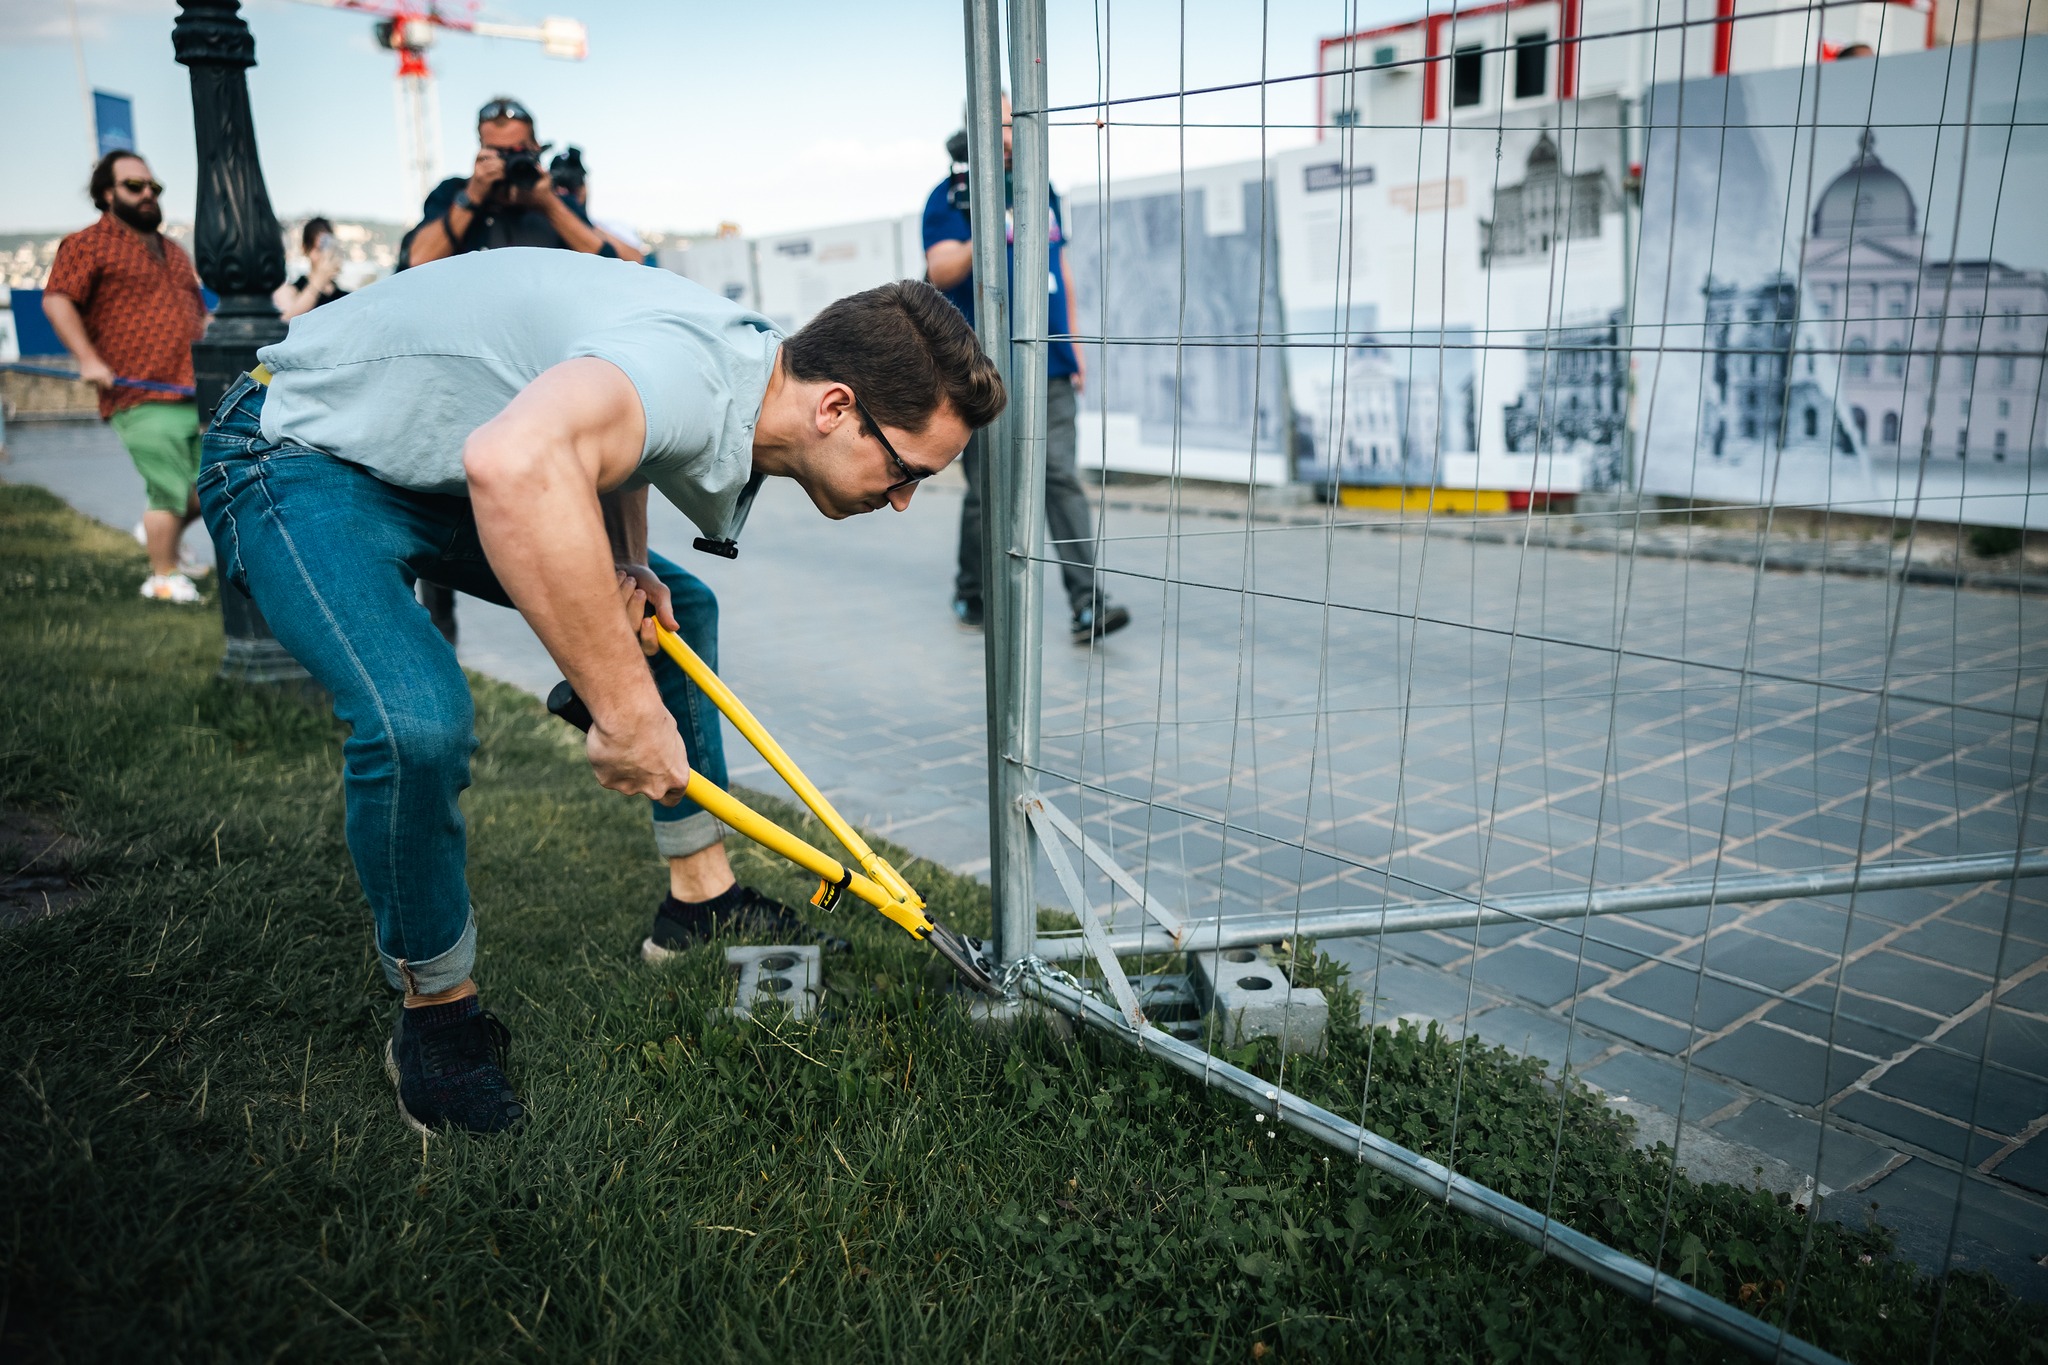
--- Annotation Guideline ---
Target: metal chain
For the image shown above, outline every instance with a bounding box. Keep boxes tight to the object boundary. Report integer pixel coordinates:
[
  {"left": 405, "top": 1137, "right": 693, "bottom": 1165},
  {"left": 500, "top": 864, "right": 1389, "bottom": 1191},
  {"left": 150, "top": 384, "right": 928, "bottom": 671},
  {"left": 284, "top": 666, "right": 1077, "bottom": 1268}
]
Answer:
[{"left": 996, "top": 954, "right": 1086, "bottom": 998}]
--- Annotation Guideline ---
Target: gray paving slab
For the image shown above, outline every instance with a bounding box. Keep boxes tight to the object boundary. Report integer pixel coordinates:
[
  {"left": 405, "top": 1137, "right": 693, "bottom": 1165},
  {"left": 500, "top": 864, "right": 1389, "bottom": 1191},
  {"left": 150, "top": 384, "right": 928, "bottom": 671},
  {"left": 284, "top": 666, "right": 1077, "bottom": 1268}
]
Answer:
[
  {"left": 1608, "top": 964, "right": 1773, "bottom": 1034},
  {"left": 1892, "top": 918, "right": 2038, "bottom": 977},
  {"left": 1850, "top": 1159, "right": 2048, "bottom": 1298},
  {"left": 1569, "top": 997, "right": 1702, "bottom": 1055},
  {"left": 1350, "top": 957, "right": 1494, "bottom": 1028},
  {"left": 1691, "top": 1025, "right": 1862, "bottom": 1108},
  {"left": 1743, "top": 901, "right": 1892, "bottom": 954},
  {"left": 1831, "top": 1091, "right": 2009, "bottom": 1166},
  {"left": 1839, "top": 951, "right": 1994, "bottom": 1018},
  {"left": 1581, "top": 1051, "right": 1741, "bottom": 1120},
  {"left": 1470, "top": 942, "right": 1607, "bottom": 1006},
  {"left": 1708, "top": 1102, "right": 1899, "bottom": 1193},
  {"left": 1762, "top": 997, "right": 1926, "bottom": 1063},
  {"left": 1701, "top": 929, "right": 1838, "bottom": 993},
  {"left": 1992, "top": 1134, "right": 2048, "bottom": 1197},
  {"left": 1466, "top": 1003, "right": 1584, "bottom": 1071},
  {"left": 1868, "top": 1047, "right": 2048, "bottom": 1138},
  {"left": 1983, "top": 1005, "right": 2048, "bottom": 1079}
]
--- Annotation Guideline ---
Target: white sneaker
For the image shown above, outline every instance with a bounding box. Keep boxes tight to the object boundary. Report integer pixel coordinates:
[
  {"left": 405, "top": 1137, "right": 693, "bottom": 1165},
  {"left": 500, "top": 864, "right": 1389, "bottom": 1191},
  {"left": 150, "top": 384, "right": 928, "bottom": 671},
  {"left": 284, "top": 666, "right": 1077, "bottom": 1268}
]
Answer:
[
  {"left": 140, "top": 573, "right": 203, "bottom": 605},
  {"left": 134, "top": 519, "right": 211, "bottom": 578}
]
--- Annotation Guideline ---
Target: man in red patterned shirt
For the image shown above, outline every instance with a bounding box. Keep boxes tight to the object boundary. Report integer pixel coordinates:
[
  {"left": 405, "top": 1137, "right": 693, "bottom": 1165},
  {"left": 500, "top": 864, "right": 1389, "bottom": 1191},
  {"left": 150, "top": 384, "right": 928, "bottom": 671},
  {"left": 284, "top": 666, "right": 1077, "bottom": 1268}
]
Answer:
[{"left": 45, "top": 150, "right": 211, "bottom": 604}]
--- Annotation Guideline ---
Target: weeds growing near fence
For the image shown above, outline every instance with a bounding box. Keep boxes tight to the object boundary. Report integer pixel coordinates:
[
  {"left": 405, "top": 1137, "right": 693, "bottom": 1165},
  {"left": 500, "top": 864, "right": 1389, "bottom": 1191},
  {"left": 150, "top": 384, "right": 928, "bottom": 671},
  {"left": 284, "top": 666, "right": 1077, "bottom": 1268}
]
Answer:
[{"left": 2, "top": 484, "right": 2041, "bottom": 1363}]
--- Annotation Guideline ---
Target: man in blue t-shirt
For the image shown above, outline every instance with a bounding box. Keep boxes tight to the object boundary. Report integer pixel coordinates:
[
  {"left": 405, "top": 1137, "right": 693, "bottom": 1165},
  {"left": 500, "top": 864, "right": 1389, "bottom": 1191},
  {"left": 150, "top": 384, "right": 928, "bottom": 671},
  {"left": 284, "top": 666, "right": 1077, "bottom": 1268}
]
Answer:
[{"left": 921, "top": 100, "right": 1130, "bottom": 643}]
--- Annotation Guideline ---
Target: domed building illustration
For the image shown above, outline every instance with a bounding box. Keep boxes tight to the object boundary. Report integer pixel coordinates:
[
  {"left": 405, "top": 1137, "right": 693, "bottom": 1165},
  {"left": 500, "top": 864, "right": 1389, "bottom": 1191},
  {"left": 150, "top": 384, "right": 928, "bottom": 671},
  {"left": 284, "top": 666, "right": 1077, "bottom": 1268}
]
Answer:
[
  {"left": 1480, "top": 130, "right": 1612, "bottom": 268},
  {"left": 1696, "top": 269, "right": 1863, "bottom": 497},
  {"left": 1799, "top": 129, "right": 2047, "bottom": 471}
]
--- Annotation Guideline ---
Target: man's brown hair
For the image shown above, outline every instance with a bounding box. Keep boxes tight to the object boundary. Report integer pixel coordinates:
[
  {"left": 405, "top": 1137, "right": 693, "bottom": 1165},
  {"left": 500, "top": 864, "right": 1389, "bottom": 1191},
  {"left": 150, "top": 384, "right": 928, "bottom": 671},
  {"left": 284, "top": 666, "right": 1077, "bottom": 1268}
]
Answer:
[
  {"left": 781, "top": 280, "right": 1006, "bottom": 434},
  {"left": 89, "top": 149, "right": 146, "bottom": 210}
]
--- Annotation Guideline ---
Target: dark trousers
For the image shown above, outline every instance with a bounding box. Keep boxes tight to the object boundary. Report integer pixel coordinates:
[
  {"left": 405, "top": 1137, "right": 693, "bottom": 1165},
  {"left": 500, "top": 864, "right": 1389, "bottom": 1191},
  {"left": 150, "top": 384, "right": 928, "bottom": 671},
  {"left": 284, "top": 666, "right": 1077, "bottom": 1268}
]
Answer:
[{"left": 955, "top": 375, "right": 1099, "bottom": 616}]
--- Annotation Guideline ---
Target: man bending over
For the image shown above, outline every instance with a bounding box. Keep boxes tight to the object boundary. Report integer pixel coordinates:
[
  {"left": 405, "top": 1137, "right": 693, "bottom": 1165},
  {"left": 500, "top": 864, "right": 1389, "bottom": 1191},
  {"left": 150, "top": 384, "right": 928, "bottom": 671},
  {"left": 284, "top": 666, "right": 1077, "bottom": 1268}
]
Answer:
[{"left": 199, "top": 249, "right": 1004, "bottom": 1136}]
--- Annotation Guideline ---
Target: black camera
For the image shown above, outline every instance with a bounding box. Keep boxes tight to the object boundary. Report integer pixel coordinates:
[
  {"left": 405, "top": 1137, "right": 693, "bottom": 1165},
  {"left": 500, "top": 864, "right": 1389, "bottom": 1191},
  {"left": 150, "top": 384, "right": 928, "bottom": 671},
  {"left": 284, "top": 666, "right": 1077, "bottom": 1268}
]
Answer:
[
  {"left": 549, "top": 145, "right": 587, "bottom": 194},
  {"left": 945, "top": 129, "right": 971, "bottom": 214},
  {"left": 499, "top": 145, "right": 547, "bottom": 189}
]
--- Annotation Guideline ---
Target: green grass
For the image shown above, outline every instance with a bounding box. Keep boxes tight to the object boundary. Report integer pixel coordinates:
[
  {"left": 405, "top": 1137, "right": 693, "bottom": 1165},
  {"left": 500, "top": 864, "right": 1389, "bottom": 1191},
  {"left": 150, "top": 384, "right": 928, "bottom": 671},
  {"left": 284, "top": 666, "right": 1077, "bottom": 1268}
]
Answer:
[{"left": 2, "top": 481, "right": 2042, "bottom": 1364}]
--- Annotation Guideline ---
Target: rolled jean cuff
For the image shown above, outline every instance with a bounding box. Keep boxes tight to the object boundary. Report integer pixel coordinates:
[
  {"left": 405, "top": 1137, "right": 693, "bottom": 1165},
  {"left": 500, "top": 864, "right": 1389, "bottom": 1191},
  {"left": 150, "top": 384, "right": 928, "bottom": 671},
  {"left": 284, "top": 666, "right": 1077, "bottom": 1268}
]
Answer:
[
  {"left": 653, "top": 810, "right": 725, "bottom": 859},
  {"left": 380, "top": 910, "right": 477, "bottom": 995}
]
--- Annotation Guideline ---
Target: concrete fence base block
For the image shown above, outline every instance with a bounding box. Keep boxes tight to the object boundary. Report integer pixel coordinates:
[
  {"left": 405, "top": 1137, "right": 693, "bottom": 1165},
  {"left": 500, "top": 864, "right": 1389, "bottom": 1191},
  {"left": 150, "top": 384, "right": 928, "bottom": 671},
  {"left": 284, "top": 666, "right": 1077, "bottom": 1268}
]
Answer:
[
  {"left": 1133, "top": 974, "right": 1204, "bottom": 1042},
  {"left": 725, "top": 945, "right": 822, "bottom": 1023},
  {"left": 1190, "top": 947, "right": 1329, "bottom": 1054}
]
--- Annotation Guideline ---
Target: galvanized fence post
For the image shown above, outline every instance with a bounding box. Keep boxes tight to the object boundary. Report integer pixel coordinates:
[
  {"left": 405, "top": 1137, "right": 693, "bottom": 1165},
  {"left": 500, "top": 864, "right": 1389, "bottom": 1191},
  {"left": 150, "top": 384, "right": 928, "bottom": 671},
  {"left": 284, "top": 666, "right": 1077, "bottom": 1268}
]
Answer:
[{"left": 961, "top": 0, "right": 1042, "bottom": 965}]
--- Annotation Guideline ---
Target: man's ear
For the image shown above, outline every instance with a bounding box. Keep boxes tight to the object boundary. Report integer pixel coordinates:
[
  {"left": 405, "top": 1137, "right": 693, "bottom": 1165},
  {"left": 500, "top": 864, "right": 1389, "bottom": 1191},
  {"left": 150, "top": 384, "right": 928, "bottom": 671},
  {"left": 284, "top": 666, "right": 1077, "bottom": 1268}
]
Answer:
[{"left": 816, "top": 382, "right": 855, "bottom": 436}]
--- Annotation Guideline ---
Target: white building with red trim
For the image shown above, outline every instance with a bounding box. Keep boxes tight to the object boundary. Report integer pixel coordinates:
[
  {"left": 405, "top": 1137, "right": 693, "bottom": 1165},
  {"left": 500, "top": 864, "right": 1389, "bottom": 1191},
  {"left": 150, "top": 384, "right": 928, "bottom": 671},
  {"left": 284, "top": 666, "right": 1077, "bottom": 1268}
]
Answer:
[{"left": 1314, "top": 0, "right": 1933, "bottom": 131}]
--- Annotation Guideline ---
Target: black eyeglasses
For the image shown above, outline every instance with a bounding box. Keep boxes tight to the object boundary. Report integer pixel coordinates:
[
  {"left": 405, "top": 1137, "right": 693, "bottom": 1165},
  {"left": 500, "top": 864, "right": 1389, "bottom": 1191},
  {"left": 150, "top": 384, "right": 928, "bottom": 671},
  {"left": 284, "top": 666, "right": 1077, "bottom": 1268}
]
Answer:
[
  {"left": 853, "top": 395, "right": 940, "bottom": 493},
  {"left": 477, "top": 98, "right": 534, "bottom": 125},
  {"left": 119, "top": 178, "right": 164, "bottom": 197}
]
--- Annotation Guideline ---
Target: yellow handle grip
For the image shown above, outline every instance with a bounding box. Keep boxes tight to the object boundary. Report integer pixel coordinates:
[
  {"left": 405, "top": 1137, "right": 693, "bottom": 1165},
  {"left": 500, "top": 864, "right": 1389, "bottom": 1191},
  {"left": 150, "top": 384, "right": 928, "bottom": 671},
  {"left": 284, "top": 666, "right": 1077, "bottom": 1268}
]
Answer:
[
  {"left": 678, "top": 772, "right": 936, "bottom": 941},
  {"left": 652, "top": 621, "right": 922, "bottom": 909}
]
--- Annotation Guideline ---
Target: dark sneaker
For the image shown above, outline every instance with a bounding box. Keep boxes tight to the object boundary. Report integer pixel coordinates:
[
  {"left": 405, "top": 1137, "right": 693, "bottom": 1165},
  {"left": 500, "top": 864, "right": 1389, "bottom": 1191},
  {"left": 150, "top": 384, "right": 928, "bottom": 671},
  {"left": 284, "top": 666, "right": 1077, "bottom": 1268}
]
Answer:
[
  {"left": 1072, "top": 601, "right": 1131, "bottom": 642},
  {"left": 953, "top": 596, "right": 984, "bottom": 630},
  {"left": 383, "top": 998, "right": 524, "bottom": 1136},
  {"left": 641, "top": 885, "right": 852, "bottom": 963}
]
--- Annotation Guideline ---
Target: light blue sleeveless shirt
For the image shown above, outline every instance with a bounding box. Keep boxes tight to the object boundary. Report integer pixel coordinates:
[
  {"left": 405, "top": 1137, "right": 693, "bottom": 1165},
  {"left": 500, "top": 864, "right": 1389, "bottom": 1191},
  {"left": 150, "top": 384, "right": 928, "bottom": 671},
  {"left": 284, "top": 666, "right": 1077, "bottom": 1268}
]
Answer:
[{"left": 255, "top": 249, "right": 780, "bottom": 541}]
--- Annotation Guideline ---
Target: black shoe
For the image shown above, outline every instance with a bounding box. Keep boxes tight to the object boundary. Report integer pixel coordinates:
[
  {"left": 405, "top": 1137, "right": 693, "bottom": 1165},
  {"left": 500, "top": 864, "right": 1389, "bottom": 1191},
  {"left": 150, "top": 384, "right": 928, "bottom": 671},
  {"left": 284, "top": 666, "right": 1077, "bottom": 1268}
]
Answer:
[
  {"left": 953, "top": 596, "right": 984, "bottom": 630},
  {"left": 384, "top": 998, "right": 525, "bottom": 1136},
  {"left": 1072, "top": 602, "right": 1131, "bottom": 642},
  {"left": 642, "top": 885, "right": 852, "bottom": 963}
]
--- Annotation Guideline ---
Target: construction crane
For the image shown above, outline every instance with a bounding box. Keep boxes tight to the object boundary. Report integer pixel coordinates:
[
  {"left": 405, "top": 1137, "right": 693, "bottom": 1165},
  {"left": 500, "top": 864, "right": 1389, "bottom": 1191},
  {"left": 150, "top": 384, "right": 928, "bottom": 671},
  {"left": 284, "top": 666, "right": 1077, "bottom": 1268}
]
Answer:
[{"left": 288, "top": 2, "right": 588, "bottom": 211}]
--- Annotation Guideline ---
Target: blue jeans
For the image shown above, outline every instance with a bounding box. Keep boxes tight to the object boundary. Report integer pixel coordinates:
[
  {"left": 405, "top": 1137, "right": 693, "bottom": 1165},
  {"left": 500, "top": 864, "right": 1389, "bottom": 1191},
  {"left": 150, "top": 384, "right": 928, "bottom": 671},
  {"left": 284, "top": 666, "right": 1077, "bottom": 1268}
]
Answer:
[{"left": 197, "top": 374, "right": 728, "bottom": 995}]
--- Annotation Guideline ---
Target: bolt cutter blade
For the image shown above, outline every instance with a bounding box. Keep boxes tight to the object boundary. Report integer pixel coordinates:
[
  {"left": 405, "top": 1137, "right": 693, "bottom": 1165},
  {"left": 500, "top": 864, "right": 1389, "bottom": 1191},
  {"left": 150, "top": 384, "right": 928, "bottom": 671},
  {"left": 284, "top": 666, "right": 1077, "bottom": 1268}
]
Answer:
[{"left": 925, "top": 920, "right": 1002, "bottom": 997}]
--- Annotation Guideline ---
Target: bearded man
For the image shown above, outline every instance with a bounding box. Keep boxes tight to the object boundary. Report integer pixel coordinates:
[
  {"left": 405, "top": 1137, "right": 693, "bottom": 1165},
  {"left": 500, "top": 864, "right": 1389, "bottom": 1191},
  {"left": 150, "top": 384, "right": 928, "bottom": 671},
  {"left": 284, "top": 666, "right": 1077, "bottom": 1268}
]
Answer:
[{"left": 45, "top": 149, "right": 211, "bottom": 603}]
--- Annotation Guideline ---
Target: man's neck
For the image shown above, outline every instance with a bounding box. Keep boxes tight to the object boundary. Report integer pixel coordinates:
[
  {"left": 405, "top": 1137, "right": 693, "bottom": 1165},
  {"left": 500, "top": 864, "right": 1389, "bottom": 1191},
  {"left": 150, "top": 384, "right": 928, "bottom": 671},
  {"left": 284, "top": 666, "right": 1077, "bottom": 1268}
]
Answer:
[{"left": 748, "top": 346, "right": 801, "bottom": 480}]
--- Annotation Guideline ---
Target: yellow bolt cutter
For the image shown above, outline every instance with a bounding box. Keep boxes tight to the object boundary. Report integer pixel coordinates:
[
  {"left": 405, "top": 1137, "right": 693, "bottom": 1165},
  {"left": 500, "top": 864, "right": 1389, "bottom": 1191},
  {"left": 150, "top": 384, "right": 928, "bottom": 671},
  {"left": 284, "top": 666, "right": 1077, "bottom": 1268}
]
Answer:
[{"left": 547, "top": 613, "right": 1000, "bottom": 996}]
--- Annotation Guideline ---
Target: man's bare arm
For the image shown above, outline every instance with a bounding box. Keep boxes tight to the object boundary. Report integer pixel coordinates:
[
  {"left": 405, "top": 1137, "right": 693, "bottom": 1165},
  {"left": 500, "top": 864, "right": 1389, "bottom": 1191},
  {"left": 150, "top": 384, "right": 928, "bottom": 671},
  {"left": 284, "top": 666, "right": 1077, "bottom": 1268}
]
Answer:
[
  {"left": 535, "top": 189, "right": 609, "bottom": 255},
  {"left": 926, "top": 239, "right": 972, "bottom": 289},
  {"left": 464, "top": 358, "right": 684, "bottom": 800},
  {"left": 42, "top": 294, "right": 114, "bottom": 389},
  {"left": 406, "top": 212, "right": 464, "bottom": 266}
]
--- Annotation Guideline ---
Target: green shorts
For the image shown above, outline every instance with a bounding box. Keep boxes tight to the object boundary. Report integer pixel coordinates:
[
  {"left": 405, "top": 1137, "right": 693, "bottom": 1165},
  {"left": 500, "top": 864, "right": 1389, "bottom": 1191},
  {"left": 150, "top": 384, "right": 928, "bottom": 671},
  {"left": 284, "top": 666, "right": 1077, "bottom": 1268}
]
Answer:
[{"left": 109, "top": 401, "right": 202, "bottom": 514}]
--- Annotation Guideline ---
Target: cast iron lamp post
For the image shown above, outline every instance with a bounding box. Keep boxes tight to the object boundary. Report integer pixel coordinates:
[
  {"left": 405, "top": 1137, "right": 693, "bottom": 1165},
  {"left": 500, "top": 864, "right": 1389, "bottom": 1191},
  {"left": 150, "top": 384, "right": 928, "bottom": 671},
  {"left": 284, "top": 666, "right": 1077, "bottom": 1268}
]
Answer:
[{"left": 173, "top": 0, "right": 312, "bottom": 687}]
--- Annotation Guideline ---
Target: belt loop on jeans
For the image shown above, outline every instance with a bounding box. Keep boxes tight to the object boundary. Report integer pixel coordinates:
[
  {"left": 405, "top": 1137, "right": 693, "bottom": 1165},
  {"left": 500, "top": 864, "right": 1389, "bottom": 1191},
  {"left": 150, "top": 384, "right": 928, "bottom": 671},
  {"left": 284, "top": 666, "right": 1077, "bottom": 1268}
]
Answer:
[{"left": 250, "top": 364, "right": 273, "bottom": 386}]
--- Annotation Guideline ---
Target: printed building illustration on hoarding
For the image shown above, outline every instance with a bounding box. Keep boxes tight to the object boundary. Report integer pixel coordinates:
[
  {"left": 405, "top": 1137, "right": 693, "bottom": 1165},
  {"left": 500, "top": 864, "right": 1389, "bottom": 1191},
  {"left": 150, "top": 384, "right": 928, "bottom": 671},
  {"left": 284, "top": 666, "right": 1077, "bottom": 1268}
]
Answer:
[
  {"left": 1635, "top": 39, "right": 2045, "bottom": 526},
  {"left": 1502, "top": 308, "right": 1629, "bottom": 487},
  {"left": 1480, "top": 132, "right": 1610, "bottom": 267},
  {"left": 1800, "top": 130, "right": 2048, "bottom": 470},
  {"left": 1698, "top": 273, "right": 1857, "bottom": 466},
  {"left": 1481, "top": 127, "right": 1628, "bottom": 490}
]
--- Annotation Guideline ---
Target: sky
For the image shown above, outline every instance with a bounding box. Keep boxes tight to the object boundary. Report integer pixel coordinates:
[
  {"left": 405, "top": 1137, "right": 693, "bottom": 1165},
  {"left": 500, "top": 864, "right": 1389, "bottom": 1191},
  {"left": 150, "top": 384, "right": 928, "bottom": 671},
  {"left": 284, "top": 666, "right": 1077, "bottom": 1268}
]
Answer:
[{"left": 0, "top": 0, "right": 1415, "bottom": 237}]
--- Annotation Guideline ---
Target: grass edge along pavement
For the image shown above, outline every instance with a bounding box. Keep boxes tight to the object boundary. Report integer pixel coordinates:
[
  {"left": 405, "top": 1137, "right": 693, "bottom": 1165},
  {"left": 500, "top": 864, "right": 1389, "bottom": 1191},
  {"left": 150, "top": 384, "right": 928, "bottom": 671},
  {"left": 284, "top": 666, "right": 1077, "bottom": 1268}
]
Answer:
[{"left": 1, "top": 483, "right": 2042, "bottom": 1364}]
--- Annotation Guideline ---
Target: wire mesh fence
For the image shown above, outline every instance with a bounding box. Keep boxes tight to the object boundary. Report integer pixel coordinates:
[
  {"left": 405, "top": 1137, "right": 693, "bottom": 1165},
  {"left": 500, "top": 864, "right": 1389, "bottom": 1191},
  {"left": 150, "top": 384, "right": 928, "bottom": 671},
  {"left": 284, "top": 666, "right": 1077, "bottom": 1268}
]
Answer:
[{"left": 964, "top": 0, "right": 2047, "bottom": 1353}]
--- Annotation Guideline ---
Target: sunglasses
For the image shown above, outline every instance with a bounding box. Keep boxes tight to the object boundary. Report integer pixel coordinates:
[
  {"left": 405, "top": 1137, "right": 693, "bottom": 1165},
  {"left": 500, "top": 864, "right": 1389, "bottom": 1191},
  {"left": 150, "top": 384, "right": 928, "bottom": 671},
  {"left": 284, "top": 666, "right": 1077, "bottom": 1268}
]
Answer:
[
  {"left": 853, "top": 395, "right": 940, "bottom": 493},
  {"left": 119, "top": 178, "right": 165, "bottom": 197},
  {"left": 477, "top": 98, "right": 535, "bottom": 125}
]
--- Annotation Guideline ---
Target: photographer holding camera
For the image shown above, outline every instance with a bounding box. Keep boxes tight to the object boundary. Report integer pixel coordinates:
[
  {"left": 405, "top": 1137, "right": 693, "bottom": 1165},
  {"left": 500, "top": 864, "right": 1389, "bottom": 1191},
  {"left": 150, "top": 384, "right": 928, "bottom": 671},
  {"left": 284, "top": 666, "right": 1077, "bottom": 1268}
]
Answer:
[
  {"left": 399, "top": 98, "right": 623, "bottom": 641},
  {"left": 403, "top": 96, "right": 615, "bottom": 266},
  {"left": 923, "top": 98, "right": 1129, "bottom": 644}
]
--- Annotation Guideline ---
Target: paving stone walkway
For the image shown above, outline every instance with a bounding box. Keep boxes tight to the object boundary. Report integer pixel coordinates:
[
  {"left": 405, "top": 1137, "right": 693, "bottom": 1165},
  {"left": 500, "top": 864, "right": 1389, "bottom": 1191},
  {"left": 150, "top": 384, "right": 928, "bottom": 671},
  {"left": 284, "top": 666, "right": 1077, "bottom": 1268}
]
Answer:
[{"left": 8, "top": 416, "right": 2044, "bottom": 1297}]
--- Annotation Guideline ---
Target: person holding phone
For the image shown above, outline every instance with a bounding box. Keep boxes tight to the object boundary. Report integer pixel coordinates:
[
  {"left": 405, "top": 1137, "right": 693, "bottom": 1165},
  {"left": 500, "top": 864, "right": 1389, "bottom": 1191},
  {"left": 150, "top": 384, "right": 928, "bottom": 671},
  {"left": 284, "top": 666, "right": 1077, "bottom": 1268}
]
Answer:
[{"left": 273, "top": 217, "right": 348, "bottom": 321}]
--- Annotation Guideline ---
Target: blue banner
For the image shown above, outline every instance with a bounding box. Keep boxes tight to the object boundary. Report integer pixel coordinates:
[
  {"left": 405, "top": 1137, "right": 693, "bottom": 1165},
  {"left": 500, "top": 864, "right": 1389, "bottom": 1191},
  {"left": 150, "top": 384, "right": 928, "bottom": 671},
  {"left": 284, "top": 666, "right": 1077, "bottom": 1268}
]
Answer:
[{"left": 93, "top": 90, "right": 134, "bottom": 159}]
